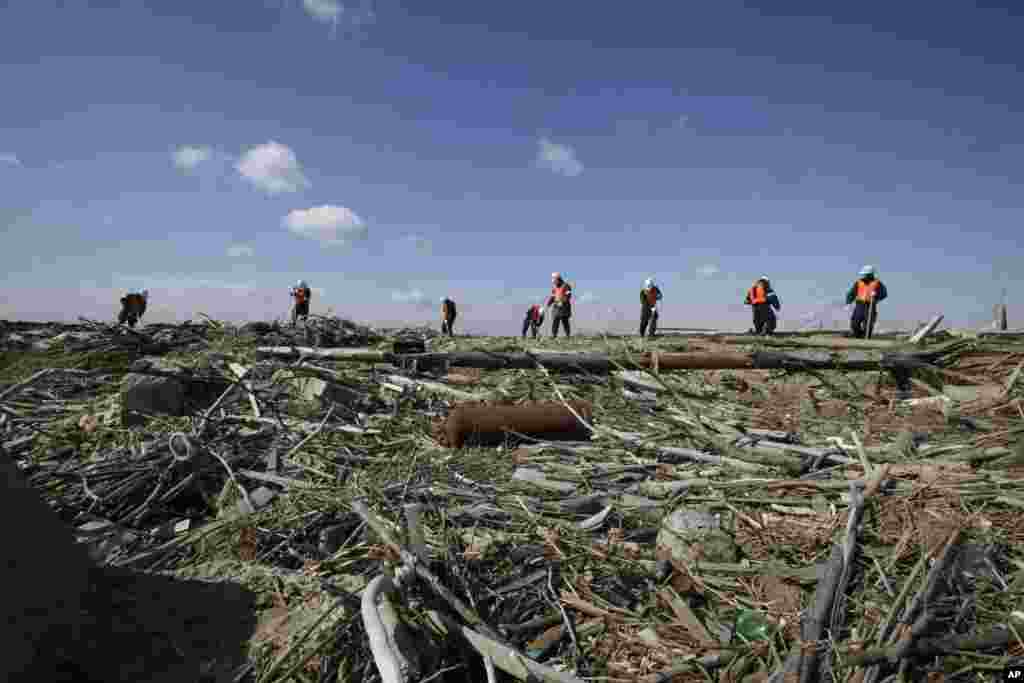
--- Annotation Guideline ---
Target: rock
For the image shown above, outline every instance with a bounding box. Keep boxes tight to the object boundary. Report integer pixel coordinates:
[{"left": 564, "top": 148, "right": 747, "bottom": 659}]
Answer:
[
  {"left": 121, "top": 362, "right": 186, "bottom": 425},
  {"left": 120, "top": 358, "right": 229, "bottom": 426},
  {"left": 237, "top": 486, "right": 277, "bottom": 516},
  {"left": 657, "top": 506, "right": 738, "bottom": 565}
]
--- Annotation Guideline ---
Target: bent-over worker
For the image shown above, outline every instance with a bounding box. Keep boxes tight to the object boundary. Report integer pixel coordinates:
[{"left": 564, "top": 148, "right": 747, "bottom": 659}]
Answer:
[
  {"left": 845, "top": 266, "right": 888, "bottom": 339},
  {"left": 522, "top": 302, "right": 545, "bottom": 339},
  {"left": 118, "top": 289, "right": 148, "bottom": 328},
  {"left": 441, "top": 297, "right": 457, "bottom": 336},
  {"left": 546, "top": 272, "right": 573, "bottom": 338},
  {"left": 744, "top": 276, "right": 780, "bottom": 335},
  {"left": 640, "top": 278, "right": 663, "bottom": 338},
  {"left": 290, "top": 280, "right": 312, "bottom": 326}
]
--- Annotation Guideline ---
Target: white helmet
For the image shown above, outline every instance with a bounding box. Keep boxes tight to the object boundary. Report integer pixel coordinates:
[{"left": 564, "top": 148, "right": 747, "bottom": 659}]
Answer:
[
  {"left": 858, "top": 265, "right": 875, "bottom": 277},
  {"left": 759, "top": 275, "right": 770, "bottom": 282},
  {"left": 297, "top": 279, "right": 308, "bottom": 288},
  {"left": 551, "top": 272, "right": 561, "bottom": 280},
  {"left": 644, "top": 278, "right": 654, "bottom": 288},
  {"left": 440, "top": 296, "right": 447, "bottom": 303}
]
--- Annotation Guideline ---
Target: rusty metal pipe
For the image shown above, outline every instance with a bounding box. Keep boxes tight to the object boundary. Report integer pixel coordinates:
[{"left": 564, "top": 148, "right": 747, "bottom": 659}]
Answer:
[{"left": 441, "top": 401, "right": 594, "bottom": 449}]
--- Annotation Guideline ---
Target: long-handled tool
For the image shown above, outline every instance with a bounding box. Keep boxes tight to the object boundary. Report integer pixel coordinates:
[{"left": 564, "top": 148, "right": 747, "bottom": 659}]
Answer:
[{"left": 866, "top": 293, "right": 877, "bottom": 339}]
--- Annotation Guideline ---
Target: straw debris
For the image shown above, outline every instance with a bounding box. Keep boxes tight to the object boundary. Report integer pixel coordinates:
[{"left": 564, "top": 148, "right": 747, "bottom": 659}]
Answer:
[{"left": 2, "top": 319, "right": 1023, "bottom": 681}]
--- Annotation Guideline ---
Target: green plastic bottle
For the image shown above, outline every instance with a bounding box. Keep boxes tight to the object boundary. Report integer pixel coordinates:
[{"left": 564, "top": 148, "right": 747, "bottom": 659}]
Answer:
[{"left": 734, "top": 609, "right": 775, "bottom": 642}]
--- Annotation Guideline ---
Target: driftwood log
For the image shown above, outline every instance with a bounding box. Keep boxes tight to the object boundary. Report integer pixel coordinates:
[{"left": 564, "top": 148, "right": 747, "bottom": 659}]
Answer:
[{"left": 256, "top": 347, "right": 953, "bottom": 375}]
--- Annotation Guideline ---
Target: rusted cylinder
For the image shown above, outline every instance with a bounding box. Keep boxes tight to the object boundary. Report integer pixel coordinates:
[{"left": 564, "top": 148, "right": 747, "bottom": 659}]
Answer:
[{"left": 441, "top": 401, "right": 593, "bottom": 448}]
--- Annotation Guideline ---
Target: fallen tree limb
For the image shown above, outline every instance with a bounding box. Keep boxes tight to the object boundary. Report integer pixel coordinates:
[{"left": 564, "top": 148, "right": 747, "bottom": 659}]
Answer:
[
  {"left": 771, "top": 480, "right": 872, "bottom": 683},
  {"left": 844, "top": 614, "right": 1024, "bottom": 667},
  {"left": 351, "top": 500, "right": 504, "bottom": 644},
  {"left": 714, "top": 335, "right": 900, "bottom": 351},
  {"left": 601, "top": 428, "right": 770, "bottom": 473},
  {"left": 908, "top": 314, "right": 945, "bottom": 345},
  {"left": 862, "top": 527, "right": 963, "bottom": 683},
  {"left": 428, "top": 611, "right": 586, "bottom": 683},
  {"left": 362, "top": 574, "right": 419, "bottom": 683},
  {"left": 256, "top": 347, "right": 954, "bottom": 375}
]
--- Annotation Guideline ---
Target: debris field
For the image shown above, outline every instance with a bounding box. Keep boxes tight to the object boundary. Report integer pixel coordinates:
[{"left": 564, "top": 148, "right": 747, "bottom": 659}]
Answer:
[{"left": 2, "top": 316, "right": 1024, "bottom": 683}]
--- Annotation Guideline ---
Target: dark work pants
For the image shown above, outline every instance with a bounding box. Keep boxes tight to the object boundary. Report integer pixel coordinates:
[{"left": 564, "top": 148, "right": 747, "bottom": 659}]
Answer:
[
  {"left": 551, "top": 310, "right": 571, "bottom": 338},
  {"left": 118, "top": 308, "right": 139, "bottom": 328},
  {"left": 639, "top": 306, "right": 659, "bottom": 337},
  {"left": 291, "top": 302, "right": 310, "bottom": 325},
  {"left": 752, "top": 303, "right": 776, "bottom": 335},
  {"left": 522, "top": 318, "right": 541, "bottom": 338},
  {"left": 442, "top": 315, "right": 456, "bottom": 336},
  {"left": 850, "top": 303, "right": 877, "bottom": 338}
]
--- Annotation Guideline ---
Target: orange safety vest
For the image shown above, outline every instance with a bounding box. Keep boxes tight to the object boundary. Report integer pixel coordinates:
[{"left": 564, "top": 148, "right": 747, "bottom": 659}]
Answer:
[
  {"left": 855, "top": 280, "right": 880, "bottom": 303},
  {"left": 552, "top": 284, "right": 571, "bottom": 304},
  {"left": 644, "top": 287, "right": 659, "bottom": 306},
  {"left": 748, "top": 285, "right": 767, "bottom": 305}
]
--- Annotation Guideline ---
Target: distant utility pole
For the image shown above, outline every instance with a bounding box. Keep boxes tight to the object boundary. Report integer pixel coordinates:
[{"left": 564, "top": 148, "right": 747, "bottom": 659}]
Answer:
[{"left": 993, "top": 287, "right": 1008, "bottom": 331}]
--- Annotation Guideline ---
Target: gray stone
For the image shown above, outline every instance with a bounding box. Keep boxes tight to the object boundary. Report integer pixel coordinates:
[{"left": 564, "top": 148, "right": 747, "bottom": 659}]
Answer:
[
  {"left": 120, "top": 358, "right": 229, "bottom": 426},
  {"left": 121, "top": 360, "right": 187, "bottom": 425},
  {"left": 236, "top": 486, "right": 277, "bottom": 516},
  {"left": 657, "top": 506, "right": 738, "bottom": 565}
]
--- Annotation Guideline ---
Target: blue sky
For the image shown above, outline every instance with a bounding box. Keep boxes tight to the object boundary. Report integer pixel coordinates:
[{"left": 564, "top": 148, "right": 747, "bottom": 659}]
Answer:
[{"left": 2, "top": 0, "right": 1022, "bottom": 334}]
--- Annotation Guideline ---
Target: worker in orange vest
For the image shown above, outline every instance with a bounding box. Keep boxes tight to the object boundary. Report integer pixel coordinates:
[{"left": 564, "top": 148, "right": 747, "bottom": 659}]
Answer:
[
  {"left": 744, "top": 276, "right": 780, "bottom": 335},
  {"left": 440, "top": 297, "right": 457, "bottom": 336},
  {"left": 522, "top": 302, "right": 545, "bottom": 339},
  {"left": 845, "top": 266, "right": 888, "bottom": 338},
  {"left": 118, "top": 289, "right": 149, "bottom": 328},
  {"left": 640, "top": 278, "right": 663, "bottom": 338},
  {"left": 290, "top": 280, "right": 312, "bottom": 326},
  {"left": 545, "top": 272, "right": 573, "bottom": 338}
]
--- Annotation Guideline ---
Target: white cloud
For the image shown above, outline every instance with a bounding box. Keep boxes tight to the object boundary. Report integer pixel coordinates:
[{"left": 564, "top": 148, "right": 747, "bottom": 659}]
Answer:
[
  {"left": 226, "top": 244, "right": 255, "bottom": 258},
  {"left": 536, "top": 138, "right": 584, "bottom": 177},
  {"left": 696, "top": 264, "right": 720, "bottom": 278},
  {"left": 303, "top": 0, "right": 342, "bottom": 23},
  {"left": 391, "top": 289, "right": 432, "bottom": 308},
  {"left": 236, "top": 141, "right": 310, "bottom": 195},
  {"left": 172, "top": 145, "right": 212, "bottom": 171},
  {"left": 283, "top": 205, "right": 368, "bottom": 246},
  {"left": 0, "top": 153, "right": 21, "bottom": 166}
]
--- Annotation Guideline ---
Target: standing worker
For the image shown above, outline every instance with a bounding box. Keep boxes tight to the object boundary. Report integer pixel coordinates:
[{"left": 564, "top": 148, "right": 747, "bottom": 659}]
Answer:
[
  {"left": 546, "top": 272, "right": 573, "bottom": 338},
  {"left": 846, "top": 266, "right": 888, "bottom": 338},
  {"left": 639, "top": 278, "right": 663, "bottom": 338},
  {"left": 118, "top": 289, "right": 148, "bottom": 328},
  {"left": 290, "top": 280, "right": 312, "bottom": 326},
  {"left": 744, "top": 276, "right": 781, "bottom": 335},
  {"left": 521, "top": 302, "right": 545, "bottom": 339},
  {"left": 440, "top": 297, "right": 457, "bottom": 336}
]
